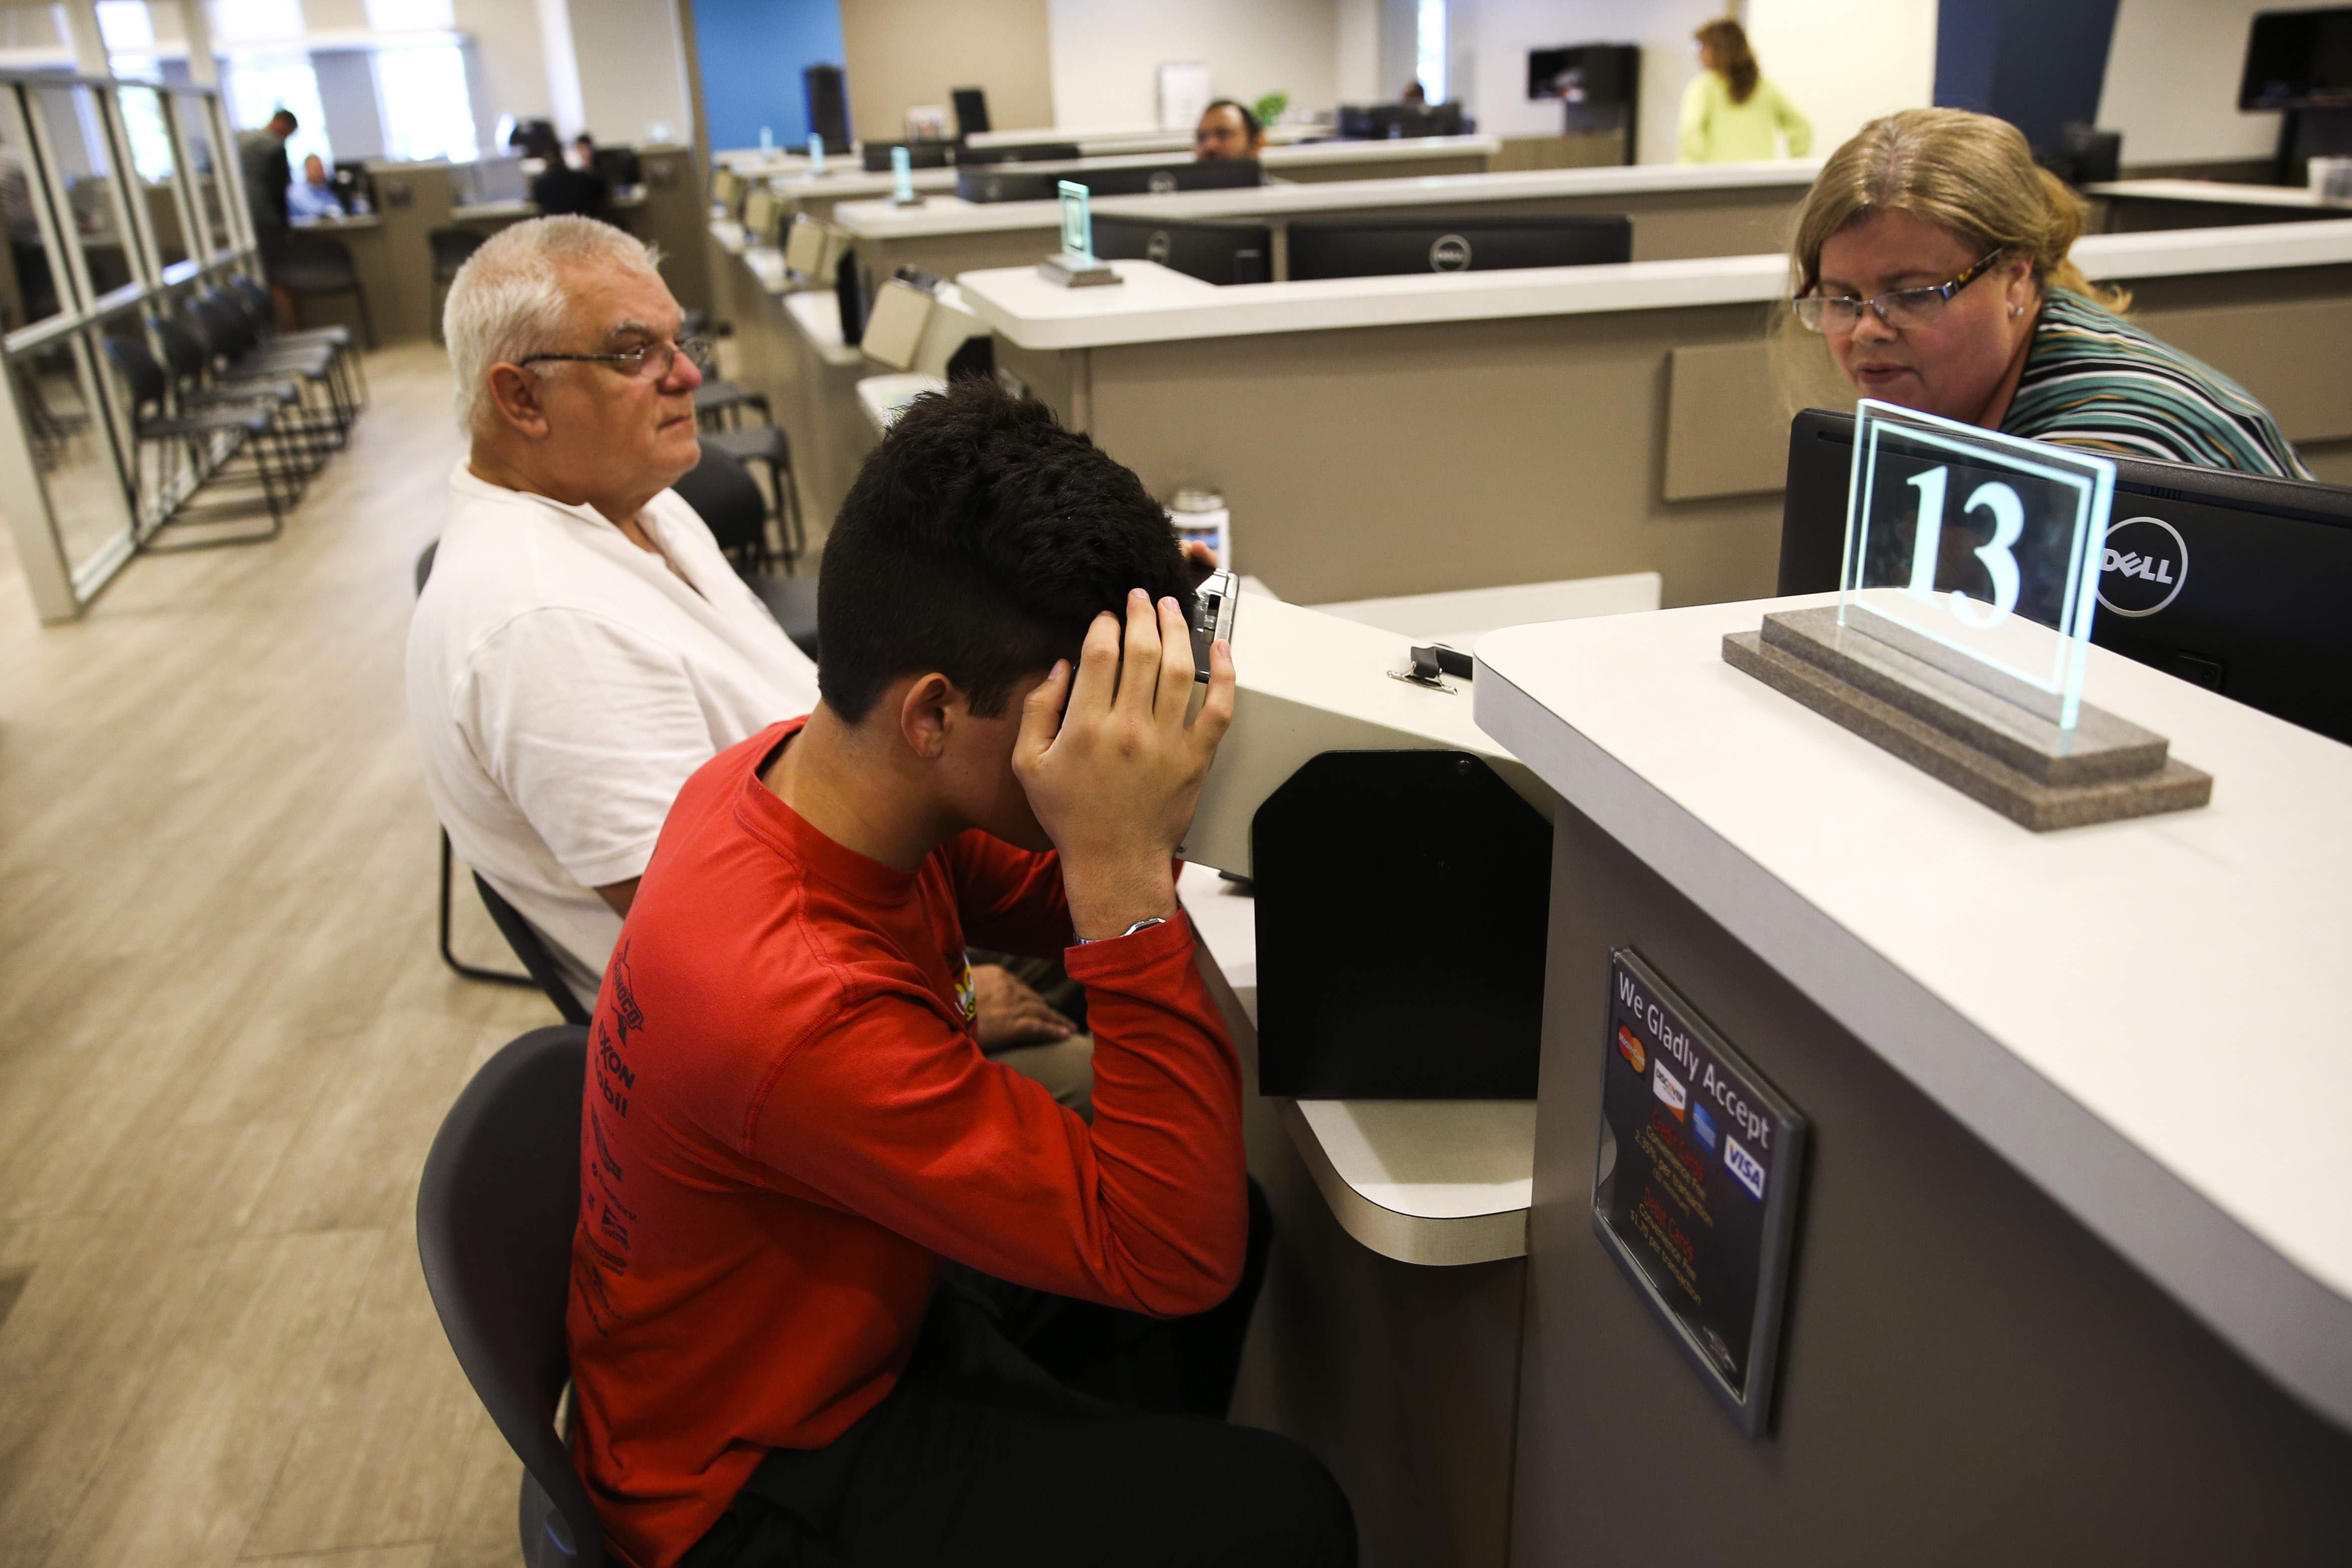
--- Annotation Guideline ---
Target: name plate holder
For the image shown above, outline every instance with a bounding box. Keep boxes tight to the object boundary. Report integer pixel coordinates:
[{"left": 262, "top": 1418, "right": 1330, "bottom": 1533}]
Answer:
[
  {"left": 1724, "top": 400, "right": 2211, "bottom": 831},
  {"left": 1037, "top": 180, "right": 1121, "bottom": 288},
  {"left": 889, "top": 144, "right": 921, "bottom": 207}
]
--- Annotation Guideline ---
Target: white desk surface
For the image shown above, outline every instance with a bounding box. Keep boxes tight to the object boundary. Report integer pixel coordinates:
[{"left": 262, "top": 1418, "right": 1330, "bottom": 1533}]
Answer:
[
  {"left": 741, "top": 246, "right": 788, "bottom": 294},
  {"left": 2088, "top": 177, "right": 2350, "bottom": 209},
  {"left": 854, "top": 371, "right": 944, "bottom": 434},
  {"left": 963, "top": 122, "right": 1327, "bottom": 153},
  {"left": 1474, "top": 596, "right": 2352, "bottom": 1430},
  {"left": 836, "top": 158, "right": 1820, "bottom": 241},
  {"left": 782, "top": 290, "right": 864, "bottom": 368},
  {"left": 954, "top": 219, "right": 2352, "bottom": 351},
  {"left": 771, "top": 166, "right": 961, "bottom": 201},
  {"left": 1178, "top": 863, "right": 1534, "bottom": 1267}
]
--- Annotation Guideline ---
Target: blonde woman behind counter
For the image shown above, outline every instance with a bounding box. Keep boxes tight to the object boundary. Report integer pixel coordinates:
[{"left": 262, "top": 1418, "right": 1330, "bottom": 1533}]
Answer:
[
  {"left": 1787, "top": 108, "right": 2310, "bottom": 479},
  {"left": 1680, "top": 20, "right": 1811, "bottom": 163}
]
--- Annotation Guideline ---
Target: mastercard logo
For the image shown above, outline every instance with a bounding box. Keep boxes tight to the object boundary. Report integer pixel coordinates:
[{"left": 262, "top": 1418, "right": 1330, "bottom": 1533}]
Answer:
[{"left": 1616, "top": 1024, "right": 1647, "bottom": 1074}]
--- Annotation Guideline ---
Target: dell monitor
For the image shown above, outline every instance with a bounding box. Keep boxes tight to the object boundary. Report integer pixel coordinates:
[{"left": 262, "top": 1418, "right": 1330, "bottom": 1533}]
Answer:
[
  {"left": 1090, "top": 214, "right": 1272, "bottom": 285},
  {"left": 1336, "top": 102, "right": 1465, "bottom": 140},
  {"left": 951, "top": 87, "right": 990, "bottom": 138},
  {"left": 592, "top": 145, "right": 643, "bottom": 189},
  {"left": 2239, "top": 7, "right": 2352, "bottom": 111},
  {"left": 955, "top": 158, "right": 1261, "bottom": 203},
  {"left": 1777, "top": 408, "right": 2352, "bottom": 745},
  {"left": 1284, "top": 215, "right": 1631, "bottom": 281},
  {"left": 861, "top": 140, "right": 954, "bottom": 172},
  {"left": 972, "top": 141, "right": 1083, "bottom": 163}
]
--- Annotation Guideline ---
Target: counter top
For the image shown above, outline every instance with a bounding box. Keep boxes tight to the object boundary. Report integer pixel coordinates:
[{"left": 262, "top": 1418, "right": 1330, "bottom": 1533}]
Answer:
[
  {"left": 963, "top": 121, "right": 1326, "bottom": 153},
  {"left": 855, "top": 371, "right": 945, "bottom": 433},
  {"left": 837, "top": 157, "right": 1821, "bottom": 241},
  {"left": 2089, "top": 177, "right": 2350, "bottom": 209},
  {"left": 1178, "top": 863, "right": 1534, "bottom": 1267},
  {"left": 1475, "top": 596, "right": 2352, "bottom": 1430},
  {"left": 954, "top": 218, "right": 2352, "bottom": 350}
]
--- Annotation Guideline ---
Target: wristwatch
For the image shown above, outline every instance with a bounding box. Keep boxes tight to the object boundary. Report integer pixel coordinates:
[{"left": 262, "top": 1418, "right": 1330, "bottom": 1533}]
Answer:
[{"left": 1080, "top": 916, "right": 1168, "bottom": 944}]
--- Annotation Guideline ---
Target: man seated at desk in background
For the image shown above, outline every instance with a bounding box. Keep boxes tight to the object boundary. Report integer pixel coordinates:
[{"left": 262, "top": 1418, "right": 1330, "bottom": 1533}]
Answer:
[
  {"left": 407, "top": 217, "right": 1087, "bottom": 1097},
  {"left": 1194, "top": 99, "right": 1264, "bottom": 162},
  {"left": 567, "top": 376, "right": 1356, "bottom": 1568},
  {"left": 287, "top": 153, "right": 342, "bottom": 222},
  {"left": 531, "top": 136, "right": 612, "bottom": 221}
]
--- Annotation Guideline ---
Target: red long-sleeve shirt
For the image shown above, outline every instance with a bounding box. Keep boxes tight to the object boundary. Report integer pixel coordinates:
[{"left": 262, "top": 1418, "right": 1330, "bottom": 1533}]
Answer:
[{"left": 565, "top": 719, "right": 1246, "bottom": 1568}]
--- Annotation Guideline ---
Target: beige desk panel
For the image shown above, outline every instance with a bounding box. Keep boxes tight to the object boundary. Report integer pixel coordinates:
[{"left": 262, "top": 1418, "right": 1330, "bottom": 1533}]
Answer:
[
  {"left": 1008, "top": 299, "right": 1788, "bottom": 609},
  {"left": 1272, "top": 152, "right": 1490, "bottom": 183}
]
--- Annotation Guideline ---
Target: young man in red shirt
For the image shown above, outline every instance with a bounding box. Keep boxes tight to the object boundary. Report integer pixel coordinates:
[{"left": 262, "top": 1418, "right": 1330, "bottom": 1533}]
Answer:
[{"left": 568, "top": 378, "right": 1356, "bottom": 1567}]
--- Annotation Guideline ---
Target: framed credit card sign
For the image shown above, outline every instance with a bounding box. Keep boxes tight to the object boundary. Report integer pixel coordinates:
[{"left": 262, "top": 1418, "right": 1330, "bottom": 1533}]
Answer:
[{"left": 1592, "top": 949, "right": 1807, "bottom": 1436}]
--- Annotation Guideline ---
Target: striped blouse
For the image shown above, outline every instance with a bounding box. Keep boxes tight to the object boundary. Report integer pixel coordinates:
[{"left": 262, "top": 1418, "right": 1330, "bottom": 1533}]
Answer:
[{"left": 2003, "top": 289, "right": 2311, "bottom": 479}]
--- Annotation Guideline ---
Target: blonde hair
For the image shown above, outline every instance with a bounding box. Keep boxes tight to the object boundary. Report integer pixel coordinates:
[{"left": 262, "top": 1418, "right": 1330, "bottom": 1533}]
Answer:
[
  {"left": 1773, "top": 108, "right": 2126, "bottom": 415},
  {"left": 444, "top": 216, "right": 665, "bottom": 438},
  {"left": 1695, "top": 19, "right": 1758, "bottom": 105},
  {"left": 1789, "top": 107, "right": 2127, "bottom": 313}
]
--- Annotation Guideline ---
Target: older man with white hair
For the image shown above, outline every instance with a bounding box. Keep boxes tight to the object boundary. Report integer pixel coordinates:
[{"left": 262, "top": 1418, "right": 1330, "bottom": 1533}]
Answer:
[{"left": 408, "top": 218, "right": 1084, "bottom": 1074}]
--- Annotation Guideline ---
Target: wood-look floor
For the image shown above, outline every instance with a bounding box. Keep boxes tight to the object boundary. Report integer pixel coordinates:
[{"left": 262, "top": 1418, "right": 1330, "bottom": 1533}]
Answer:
[{"left": 0, "top": 344, "right": 561, "bottom": 1568}]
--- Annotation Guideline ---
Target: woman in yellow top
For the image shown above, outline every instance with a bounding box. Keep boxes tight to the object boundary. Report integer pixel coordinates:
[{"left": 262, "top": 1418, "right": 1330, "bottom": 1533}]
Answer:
[{"left": 1680, "top": 19, "right": 1811, "bottom": 162}]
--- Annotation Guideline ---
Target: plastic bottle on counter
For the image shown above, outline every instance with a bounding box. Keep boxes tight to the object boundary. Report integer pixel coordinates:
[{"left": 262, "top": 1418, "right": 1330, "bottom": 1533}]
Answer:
[{"left": 1168, "top": 487, "right": 1230, "bottom": 569}]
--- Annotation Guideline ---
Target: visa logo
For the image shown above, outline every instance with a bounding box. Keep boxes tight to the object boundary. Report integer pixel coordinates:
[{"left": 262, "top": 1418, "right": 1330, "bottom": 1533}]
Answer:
[
  {"left": 1616, "top": 1024, "right": 1647, "bottom": 1074},
  {"left": 1652, "top": 1061, "right": 1688, "bottom": 1120},
  {"left": 1692, "top": 1103, "right": 1718, "bottom": 1153},
  {"left": 2102, "top": 548, "right": 2176, "bottom": 585},
  {"left": 1724, "top": 1136, "right": 1767, "bottom": 1201}
]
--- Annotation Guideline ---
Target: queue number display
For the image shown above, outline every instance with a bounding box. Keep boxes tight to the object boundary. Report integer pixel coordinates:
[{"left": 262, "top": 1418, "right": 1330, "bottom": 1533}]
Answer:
[
  {"left": 1592, "top": 950, "right": 1806, "bottom": 1437},
  {"left": 1839, "top": 398, "right": 2119, "bottom": 732}
]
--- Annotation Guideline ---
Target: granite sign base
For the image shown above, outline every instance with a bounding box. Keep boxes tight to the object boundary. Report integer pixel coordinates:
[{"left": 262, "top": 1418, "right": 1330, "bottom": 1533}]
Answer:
[{"left": 1723, "top": 607, "right": 2212, "bottom": 832}]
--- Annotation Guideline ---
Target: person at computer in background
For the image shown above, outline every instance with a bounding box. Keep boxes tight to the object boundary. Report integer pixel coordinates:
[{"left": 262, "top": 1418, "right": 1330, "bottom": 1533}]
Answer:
[
  {"left": 568, "top": 376, "right": 1356, "bottom": 1568},
  {"left": 530, "top": 136, "right": 611, "bottom": 220},
  {"left": 1680, "top": 19, "right": 1810, "bottom": 163},
  {"left": 1193, "top": 99, "right": 1263, "bottom": 162},
  {"left": 1787, "top": 108, "right": 2309, "bottom": 478},
  {"left": 408, "top": 218, "right": 1086, "bottom": 1083},
  {"left": 1400, "top": 80, "right": 1427, "bottom": 105},
  {"left": 287, "top": 153, "right": 342, "bottom": 222}
]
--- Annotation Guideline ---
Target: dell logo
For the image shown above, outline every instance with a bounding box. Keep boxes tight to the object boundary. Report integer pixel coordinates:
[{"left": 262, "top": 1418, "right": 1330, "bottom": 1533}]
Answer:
[
  {"left": 2098, "top": 515, "right": 2189, "bottom": 618},
  {"left": 1146, "top": 229, "right": 1172, "bottom": 264},
  {"left": 1429, "top": 233, "right": 1472, "bottom": 272},
  {"left": 1148, "top": 170, "right": 1177, "bottom": 194}
]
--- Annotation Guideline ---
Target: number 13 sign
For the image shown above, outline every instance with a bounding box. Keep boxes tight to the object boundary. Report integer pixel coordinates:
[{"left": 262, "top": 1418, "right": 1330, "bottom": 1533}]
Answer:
[{"left": 1839, "top": 399, "right": 2117, "bottom": 731}]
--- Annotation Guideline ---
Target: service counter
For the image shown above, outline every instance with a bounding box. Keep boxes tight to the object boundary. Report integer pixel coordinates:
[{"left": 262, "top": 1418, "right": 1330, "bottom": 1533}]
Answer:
[
  {"left": 835, "top": 159, "right": 1821, "bottom": 284},
  {"left": 954, "top": 218, "right": 2352, "bottom": 607},
  {"left": 1476, "top": 600, "right": 2352, "bottom": 1564},
  {"left": 352, "top": 147, "right": 709, "bottom": 343},
  {"left": 2089, "top": 176, "right": 2352, "bottom": 233}
]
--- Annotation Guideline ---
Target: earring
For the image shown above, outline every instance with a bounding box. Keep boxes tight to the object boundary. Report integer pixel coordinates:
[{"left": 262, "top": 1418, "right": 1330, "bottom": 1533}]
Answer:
[{"left": 2011, "top": 304, "right": 2024, "bottom": 317}]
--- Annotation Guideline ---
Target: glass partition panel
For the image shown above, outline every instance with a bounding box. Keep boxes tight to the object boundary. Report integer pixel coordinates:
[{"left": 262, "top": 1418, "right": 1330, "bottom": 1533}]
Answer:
[
  {"left": 0, "top": 116, "right": 62, "bottom": 330},
  {"left": 31, "top": 83, "right": 134, "bottom": 299},
  {"left": 18, "top": 329, "right": 136, "bottom": 578},
  {"left": 119, "top": 84, "right": 184, "bottom": 267},
  {"left": 172, "top": 91, "right": 231, "bottom": 258}
]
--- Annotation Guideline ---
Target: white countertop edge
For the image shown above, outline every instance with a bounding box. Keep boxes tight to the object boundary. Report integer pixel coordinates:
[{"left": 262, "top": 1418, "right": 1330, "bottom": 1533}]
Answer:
[
  {"left": 1275, "top": 1099, "right": 1530, "bottom": 1266},
  {"left": 1472, "top": 655, "right": 2352, "bottom": 1434},
  {"left": 2088, "top": 178, "right": 2350, "bottom": 209},
  {"left": 781, "top": 291, "right": 865, "bottom": 367},
  {"left": 956, "top": 220, "right": 2352, "bottom": 349},
  {"left": 838, "top": 159, "right": 1823, "bottom": 239}
]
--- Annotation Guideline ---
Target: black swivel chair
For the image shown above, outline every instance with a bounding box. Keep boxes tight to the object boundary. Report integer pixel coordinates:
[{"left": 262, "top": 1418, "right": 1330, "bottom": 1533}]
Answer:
[
  {"left": 416, "top": 540, "right": 589, "bottom": 1022},
  {"left": 280, "top": 233, "right": 376, "bottom": 350},
  {"left": 670, "top": 447, "right": 820, "bottom": 655},
  {"left": 417, "top": 1025, "right": 609, "bottom": 1568},
  {"left": 429, "top": 226, "right": 489, "bottom": 344}
]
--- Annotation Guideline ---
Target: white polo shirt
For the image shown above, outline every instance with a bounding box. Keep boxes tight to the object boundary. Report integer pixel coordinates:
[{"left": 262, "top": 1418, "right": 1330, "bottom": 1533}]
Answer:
[{"left": 407, "top": 460, "right": 821, "bottom": 1005}]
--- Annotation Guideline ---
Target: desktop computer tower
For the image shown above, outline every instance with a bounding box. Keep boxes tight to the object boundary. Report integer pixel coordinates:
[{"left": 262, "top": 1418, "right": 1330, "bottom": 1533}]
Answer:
[{"left": 804, "top": 65, "right": 853, "bottom": 154}]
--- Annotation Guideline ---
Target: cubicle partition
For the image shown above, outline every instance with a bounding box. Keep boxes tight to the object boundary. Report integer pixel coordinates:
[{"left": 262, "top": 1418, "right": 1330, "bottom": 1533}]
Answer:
[{"left": 0, "top": 70, "right": 259, "bottom": 622}]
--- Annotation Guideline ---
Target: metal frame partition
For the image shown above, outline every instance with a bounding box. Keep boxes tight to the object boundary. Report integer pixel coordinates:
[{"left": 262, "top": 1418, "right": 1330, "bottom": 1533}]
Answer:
[{"left": 0, "top": 70, "right": 260, "bottom": 622}]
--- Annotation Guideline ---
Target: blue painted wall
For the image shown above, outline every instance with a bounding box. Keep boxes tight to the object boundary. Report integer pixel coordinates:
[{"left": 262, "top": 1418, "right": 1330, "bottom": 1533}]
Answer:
[
  {"left": 694, "top": 0, "right": 846, "bottom": 152},
  {"left": 1934, "top": 0, "right": 2123, "bottom": 151}
]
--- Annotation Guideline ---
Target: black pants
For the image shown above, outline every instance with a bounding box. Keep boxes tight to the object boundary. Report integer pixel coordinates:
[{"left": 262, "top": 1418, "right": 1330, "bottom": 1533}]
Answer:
[{"left": 681, "top": 1184, "right": 1355, "bottom": 1568}]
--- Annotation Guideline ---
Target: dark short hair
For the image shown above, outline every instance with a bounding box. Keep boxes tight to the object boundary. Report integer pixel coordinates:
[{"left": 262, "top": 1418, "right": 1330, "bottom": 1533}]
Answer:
[
  {"left": 1200, "top": 99, "right": 1261, "bottom": 141},
  {"left": 816, "top": 377, "right": 1193, "bottom": 724},
  {"left": 270, "top": 108, "right": 299, "bottom": 130}
]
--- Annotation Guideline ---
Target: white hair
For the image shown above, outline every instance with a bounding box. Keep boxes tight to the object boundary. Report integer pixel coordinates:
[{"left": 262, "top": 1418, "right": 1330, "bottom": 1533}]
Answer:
[{"left": 444, "top": 216, "right": 666, "bottom": 438}]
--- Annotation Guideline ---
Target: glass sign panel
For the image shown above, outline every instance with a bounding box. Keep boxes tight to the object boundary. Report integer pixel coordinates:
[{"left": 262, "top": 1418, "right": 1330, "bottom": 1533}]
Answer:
[{"left": 1838, "top": 398, "right": 2117, "bottom": 731}]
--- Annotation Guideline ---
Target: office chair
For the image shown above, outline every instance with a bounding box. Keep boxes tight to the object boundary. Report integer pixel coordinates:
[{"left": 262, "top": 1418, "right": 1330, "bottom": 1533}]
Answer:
[
  {"left": 280, "top": 234, "right": 376, "bottom": 349},
  {"left": 699, "top": 425, "right": 805, "bottom": 568},
  {"left": 474, "top": 873, "right": 593, "bottom": 1026},
  {"left": 670, "top": 447, "right": 820, "bottom": 655},
  {"left": 417, "top": 1025, "right": 609, "bottom": 1568},
  {"left": 102, "top": 331, "right": 298, "bottom": 549}
]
